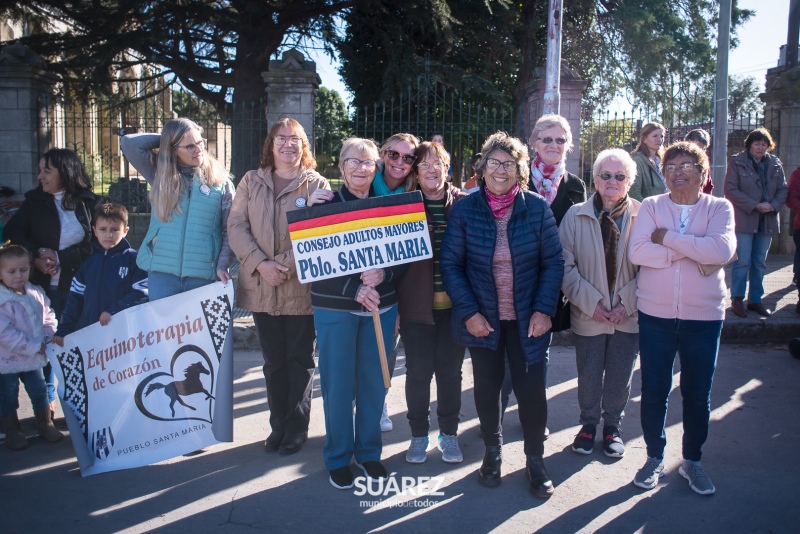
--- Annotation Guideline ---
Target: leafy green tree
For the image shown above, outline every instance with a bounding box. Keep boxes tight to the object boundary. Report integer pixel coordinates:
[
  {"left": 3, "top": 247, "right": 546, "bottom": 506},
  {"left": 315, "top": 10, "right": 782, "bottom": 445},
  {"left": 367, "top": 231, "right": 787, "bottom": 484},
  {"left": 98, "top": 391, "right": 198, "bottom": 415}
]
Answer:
[
  {"left": 0, "top": 0, "right": 354, "bottom": 177},
  {"left": 315, "top": 86, "right": 351, "bottom": 182}
]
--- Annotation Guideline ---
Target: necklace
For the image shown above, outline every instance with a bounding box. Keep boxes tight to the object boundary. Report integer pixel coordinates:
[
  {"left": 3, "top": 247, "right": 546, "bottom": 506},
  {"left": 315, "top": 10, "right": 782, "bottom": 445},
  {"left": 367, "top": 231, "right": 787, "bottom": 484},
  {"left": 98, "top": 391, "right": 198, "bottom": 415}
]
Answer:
[{"left": 679, "top": 208, "right": 690, "bottom": 231}]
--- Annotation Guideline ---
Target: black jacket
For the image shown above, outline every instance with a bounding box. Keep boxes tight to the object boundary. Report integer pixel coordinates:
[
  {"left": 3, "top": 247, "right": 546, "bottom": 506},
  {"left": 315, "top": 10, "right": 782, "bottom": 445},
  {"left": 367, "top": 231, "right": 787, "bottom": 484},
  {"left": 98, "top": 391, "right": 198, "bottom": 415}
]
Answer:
[
  {"left": 529, "top": 171, "right": 587, "bottom": 226},
  {"left": 4, "top": 187, "right": 97, "bottom": 292}
]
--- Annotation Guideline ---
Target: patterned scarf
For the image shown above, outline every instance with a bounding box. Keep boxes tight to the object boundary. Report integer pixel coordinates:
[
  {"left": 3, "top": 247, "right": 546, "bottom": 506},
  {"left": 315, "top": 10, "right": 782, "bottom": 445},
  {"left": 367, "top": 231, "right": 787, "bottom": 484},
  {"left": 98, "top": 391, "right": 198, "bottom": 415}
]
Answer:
[
  {"left": 529, "top": 154, "right": 565, "bottom": 205},
  {"left": 484, "top": 183, "right": 519, "bottom": 219},
  {"left": 593, "top": 192, "right": 629, "bottom": 294}
]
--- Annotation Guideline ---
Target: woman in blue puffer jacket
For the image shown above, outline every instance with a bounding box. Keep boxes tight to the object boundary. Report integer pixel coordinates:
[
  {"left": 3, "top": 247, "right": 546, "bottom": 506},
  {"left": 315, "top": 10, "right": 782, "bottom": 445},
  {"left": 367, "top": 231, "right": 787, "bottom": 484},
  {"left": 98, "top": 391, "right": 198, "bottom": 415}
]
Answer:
[{"left": 440, "top": 131, "right": 563, "bottom": 499}]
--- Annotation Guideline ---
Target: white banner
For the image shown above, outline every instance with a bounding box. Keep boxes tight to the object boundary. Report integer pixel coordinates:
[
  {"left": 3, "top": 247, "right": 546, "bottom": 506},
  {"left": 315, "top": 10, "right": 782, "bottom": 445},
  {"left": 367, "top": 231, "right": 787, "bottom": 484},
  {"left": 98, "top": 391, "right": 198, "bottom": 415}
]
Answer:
[{"left": 47, "top": 282, "right": 235, "bottom": 476}]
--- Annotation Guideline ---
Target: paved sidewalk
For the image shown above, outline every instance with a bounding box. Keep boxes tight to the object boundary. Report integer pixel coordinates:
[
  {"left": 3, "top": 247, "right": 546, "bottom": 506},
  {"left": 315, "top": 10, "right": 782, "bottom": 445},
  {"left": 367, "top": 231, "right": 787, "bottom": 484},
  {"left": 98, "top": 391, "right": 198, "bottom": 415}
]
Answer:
[
  {"left": 232, "top": 255, "right": 800, "bottom": 348},
  {"left": 2, "top": 342, "right": 798, "bottom": 533}
]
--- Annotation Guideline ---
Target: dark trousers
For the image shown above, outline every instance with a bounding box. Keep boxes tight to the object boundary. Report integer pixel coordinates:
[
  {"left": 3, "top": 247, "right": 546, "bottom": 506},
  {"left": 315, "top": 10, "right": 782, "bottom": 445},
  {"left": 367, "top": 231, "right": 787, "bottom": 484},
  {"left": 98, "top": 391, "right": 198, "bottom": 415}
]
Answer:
[
  {"left": 638, "top": 312, "right": 722, "bottom": 462},
  {"left": 470, "top": 320, "right": 548, "bottom": 457},
  {"left": 252, "top": 312, "right": 316, "bottom": 435},
  {"left": 401, "top": 308, "right": 466, "bottom": 437},
  {"left": 793, "top": 231, "right": 800, "bottom": 279}
]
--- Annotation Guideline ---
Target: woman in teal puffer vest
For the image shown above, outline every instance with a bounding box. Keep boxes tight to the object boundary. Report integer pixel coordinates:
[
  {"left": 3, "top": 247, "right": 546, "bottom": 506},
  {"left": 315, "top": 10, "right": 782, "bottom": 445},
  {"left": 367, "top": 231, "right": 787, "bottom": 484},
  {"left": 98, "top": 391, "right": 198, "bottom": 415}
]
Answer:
[{"left": 121, "top": 118, "right": 235, "bottom": 300}]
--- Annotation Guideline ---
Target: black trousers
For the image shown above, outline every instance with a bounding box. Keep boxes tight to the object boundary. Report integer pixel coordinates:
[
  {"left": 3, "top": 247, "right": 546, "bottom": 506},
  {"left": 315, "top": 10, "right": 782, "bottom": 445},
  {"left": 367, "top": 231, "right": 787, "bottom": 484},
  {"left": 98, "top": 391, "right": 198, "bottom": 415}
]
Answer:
[
  {"left": 401, "top": 308, "right": 466, "bottom": 437},
  {"left": 470, "top": 320, "right": 547, "bottom": 457},
  {"left": 253, "top": 312, "right": 316, "bottom": 435}
]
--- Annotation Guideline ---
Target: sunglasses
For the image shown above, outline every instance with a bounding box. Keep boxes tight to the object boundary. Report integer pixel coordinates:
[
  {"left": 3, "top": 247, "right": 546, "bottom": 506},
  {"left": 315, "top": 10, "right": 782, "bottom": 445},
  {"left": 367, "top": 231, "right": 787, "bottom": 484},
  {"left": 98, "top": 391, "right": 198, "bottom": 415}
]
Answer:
[
  {"left": 385, "top": 149, "right": 417, "bottom": 165},
  {"left": 537, "top": 137, "right": 568, "bottom": 145},
  {"left": 598, "top": 172, "right": 628, "bottom": 182}
]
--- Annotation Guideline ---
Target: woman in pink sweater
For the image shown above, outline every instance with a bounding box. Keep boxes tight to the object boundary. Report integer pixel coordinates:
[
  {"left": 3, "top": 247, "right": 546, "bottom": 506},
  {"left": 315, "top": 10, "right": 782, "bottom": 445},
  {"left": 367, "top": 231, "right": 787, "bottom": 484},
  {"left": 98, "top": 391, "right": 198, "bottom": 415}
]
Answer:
[{"left": 628, "top": 141, "right": 736, "bottom": 497}]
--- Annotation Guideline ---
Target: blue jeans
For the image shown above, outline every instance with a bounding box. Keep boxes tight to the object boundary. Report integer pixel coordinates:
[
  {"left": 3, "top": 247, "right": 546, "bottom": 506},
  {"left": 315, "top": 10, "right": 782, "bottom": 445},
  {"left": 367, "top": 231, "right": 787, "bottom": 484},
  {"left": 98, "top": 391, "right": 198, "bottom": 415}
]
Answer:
[
  {"left": 731, "top": 232, "right": 772, "bottom": 303},
  {"left": 147, "top": 271, "right": 214, "bottom": 301},
  {"left": 44, "top": 287, "right": 70, "bottom": 404},
  {"left": 638, "top": 312, "right": 722, "bottom": 462},
  {"left": 315, "top": 306, "right": 398, "bottom": 470},
  {"left": 0, "top": 370, "right": 49, "bottom": 417}
]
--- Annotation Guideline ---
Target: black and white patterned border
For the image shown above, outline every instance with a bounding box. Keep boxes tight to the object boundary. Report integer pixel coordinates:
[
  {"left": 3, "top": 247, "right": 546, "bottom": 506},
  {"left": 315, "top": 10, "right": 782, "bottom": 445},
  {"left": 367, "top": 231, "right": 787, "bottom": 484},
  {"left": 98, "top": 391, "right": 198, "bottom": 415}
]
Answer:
[
  {"left": 57, "top": 347, "right": 89, "bottom": 441},
  {"left": 201, "top": 294, "right": 232, "bottom": 362}
]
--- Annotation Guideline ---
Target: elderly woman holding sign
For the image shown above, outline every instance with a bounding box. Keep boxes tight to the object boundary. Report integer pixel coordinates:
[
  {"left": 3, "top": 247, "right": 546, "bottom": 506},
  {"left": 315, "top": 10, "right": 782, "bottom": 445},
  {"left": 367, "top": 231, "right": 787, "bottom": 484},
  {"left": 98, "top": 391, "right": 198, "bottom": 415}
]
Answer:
[
  {"left": 441, "top": 131, "right": 563, "bottom": 499},
  {"left": 308, "top": 138, "right": 409, "bottom": 490},
  {"left": 228, "top": 118, "right": 329, "bottom": 456}
]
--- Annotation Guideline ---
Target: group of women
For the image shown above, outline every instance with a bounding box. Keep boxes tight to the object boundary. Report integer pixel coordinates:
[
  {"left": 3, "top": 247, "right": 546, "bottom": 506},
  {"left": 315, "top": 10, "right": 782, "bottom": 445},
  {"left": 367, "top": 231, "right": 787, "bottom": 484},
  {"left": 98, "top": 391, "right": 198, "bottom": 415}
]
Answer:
[{"left": 7, "top": 109, "right": 786, "bottom": 499}]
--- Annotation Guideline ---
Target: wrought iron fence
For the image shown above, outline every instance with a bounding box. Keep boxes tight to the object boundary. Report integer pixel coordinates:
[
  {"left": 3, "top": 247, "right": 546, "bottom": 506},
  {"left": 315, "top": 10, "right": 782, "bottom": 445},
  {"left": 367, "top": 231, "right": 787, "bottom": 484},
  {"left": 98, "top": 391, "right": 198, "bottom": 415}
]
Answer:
[{"left": 578, "top": 107, "right": 781, "bottom": 190}]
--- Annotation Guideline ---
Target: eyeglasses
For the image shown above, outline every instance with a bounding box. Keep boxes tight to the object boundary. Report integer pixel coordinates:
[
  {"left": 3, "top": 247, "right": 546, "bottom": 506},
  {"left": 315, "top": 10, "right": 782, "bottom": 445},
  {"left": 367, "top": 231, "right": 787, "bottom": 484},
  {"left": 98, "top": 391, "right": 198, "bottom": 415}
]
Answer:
[
  {"left": 597, "top": 172, "right": 628, "bottom": 182},
  {"left": 664, "top": 162, "right": 701, "bottom": 173},
  {"left": 536, "top": 137, "right": 568, "bottom": 146},
  {"left": 417, "top": 161, "right": 445, "bottom": 172},
  {"left": 176, "top": 139, "right": 207, "bottom": 152},
  {"left": 485, "top": 158, "right": 517, "bottom": 172},
  {"left": 385, "top": 149, "right": 417, "bottom": 165},
  {"left": 344, "top": 158, "right": 377, "bottom": 171},
  {"left": 275, "top": 135, "right": 301, "bottom": 146}
]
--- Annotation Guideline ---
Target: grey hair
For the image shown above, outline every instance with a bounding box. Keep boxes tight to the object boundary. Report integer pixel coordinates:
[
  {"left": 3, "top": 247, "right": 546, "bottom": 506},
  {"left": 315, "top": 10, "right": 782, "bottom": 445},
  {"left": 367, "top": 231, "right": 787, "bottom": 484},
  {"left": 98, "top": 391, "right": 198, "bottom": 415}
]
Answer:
[
  {"left": 529, "top": 114, "right": 574, "bottom": 153},
  {"left": 593, "top": 149, "right": 638, "bottom": 185}
]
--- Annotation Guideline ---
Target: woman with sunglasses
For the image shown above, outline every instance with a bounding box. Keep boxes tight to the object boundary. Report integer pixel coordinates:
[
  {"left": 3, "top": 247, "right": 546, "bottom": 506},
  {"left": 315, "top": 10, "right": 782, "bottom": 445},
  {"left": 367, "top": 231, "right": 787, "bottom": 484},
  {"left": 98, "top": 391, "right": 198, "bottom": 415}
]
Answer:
[
  {"left": 374, "top": 133, "right": 420, "bottom": 196},
  {"left": 395, "top": 141, "right": 467, "bottom": 465},
  {"left": 441, "top": 131, "right": 563, "bottom": 498},
  {"left": 371, "top": 133, "right": 421, "bottom": 430},
  {"left": 308, "top": 138, "right": 408, "bottom": 490},
  {"left": 121, "top": 118, "right": 235, "bottom": 300},
  {"left": 629, "top": 142, "right": 736, "bottom": 496},
  {"left": 630, "top": 122, "right": 667, "bottom": 202},
  {"left": 559, "top": 149, "right": 641, "bottom": 460}
]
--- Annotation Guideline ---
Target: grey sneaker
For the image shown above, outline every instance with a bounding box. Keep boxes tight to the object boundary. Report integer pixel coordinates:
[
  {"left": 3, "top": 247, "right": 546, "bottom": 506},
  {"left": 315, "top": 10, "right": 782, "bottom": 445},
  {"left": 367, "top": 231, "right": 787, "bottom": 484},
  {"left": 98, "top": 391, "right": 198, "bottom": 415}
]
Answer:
[
  {"left": 633, "top": 457, "right": 665, "bottom": 490},
  {"left": 679, "top": 460, "right": 716, "bottom": 495},
  {"left": 406, "top": 436, "right": 429, "bottom": 463},
  {"left": 438, "top": 434, "right": 463, "bottom": 463}
]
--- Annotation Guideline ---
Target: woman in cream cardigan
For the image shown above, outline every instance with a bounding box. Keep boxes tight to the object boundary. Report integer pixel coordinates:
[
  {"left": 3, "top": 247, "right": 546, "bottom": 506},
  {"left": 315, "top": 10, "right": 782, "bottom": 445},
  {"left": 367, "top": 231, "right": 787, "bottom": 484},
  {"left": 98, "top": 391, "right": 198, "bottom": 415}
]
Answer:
[{"left": 559, "top": 149, "right": 640, "bottom": 460}]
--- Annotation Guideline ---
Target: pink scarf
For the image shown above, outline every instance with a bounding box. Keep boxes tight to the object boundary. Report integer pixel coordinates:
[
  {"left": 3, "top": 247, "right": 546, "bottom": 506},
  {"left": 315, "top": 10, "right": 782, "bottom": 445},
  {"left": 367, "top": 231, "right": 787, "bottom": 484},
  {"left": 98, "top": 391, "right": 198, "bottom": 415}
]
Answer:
[
  {"left": 529, "top": 154, "right": 565, "bottom": 205},
  {"left": 484, "top": 183, "right": 519, "bottom": 219}
]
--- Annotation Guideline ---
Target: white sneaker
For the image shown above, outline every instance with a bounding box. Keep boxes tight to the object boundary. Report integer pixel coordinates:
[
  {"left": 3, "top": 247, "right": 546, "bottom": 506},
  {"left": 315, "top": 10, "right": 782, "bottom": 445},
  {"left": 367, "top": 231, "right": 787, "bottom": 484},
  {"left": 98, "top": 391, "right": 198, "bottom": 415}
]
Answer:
[{"left": 380, "top": 402, "right": 392, "bottom": 432}]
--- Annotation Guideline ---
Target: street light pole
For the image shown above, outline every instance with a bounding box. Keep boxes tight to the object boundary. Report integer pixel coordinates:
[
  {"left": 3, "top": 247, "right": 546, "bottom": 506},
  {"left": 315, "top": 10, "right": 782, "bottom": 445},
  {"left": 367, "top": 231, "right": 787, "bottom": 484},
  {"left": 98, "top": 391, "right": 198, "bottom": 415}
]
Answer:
[
  {"left": 712, "top": 0, "right": 732, "bottom": 195},
  {"left": 543, "top": 0, "right": 563, "bottom": 115}
]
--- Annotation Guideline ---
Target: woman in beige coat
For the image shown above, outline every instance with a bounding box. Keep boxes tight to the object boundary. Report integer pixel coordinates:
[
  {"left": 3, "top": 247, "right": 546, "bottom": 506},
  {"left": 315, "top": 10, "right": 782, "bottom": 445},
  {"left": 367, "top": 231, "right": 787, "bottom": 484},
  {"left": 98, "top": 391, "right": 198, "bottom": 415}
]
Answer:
[
  {"left": 559, "top": 148, "right": 641, "bottom": 460},
  {"left": 228, "top": 118, "right": 330, "bottom": 455}
]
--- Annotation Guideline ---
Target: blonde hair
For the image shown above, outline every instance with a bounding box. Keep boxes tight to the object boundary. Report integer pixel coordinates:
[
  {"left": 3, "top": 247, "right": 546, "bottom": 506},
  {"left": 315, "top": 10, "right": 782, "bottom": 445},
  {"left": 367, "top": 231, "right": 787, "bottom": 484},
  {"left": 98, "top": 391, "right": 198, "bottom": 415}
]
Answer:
[
  {"left": 151, "top": 118, "right": 231, "bottom": 222},
  {"left": 476, "top": 131, "right": 530, "bottom": 190},
  {"left": 529, "top": 114, "right": 574, "bottom": 154},
  {"left": 380, "top": 133, "right": 421, "bottom": 192}
]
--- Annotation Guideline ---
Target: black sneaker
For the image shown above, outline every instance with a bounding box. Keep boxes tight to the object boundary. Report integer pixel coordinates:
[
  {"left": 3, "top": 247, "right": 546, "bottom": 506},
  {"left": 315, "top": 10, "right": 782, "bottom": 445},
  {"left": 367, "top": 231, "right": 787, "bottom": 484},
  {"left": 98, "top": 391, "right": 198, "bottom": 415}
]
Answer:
[
  {"left": 329, "top": 466, "right": 355, "bottom": 489},
  {"left": 603, "top": 426, "right": 625, "bottom": 458},
  {"left": 355, "top": 461, "right": 388, "bottom": 480},
  {"left": 571, "top": 424, "right": 595, "bottom": 455}
]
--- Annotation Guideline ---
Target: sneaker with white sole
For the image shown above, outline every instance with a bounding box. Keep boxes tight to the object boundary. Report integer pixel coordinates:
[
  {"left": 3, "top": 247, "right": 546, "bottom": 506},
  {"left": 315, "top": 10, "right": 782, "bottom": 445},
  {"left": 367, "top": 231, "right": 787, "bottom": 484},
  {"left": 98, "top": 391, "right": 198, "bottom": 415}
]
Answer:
[
  {"left": 406, "top": 436, "right": 429, "bottom": 463},
  {"left": 438, "top": 434, "right": 463, "bottom": 463},
  {"left": 355, "top": 460, "right": 388, "bottom": 481},
  {"left": 380, "top": 402, "right": 392, "bottom": 432},
  {"left": 679, "top": 460, "right": 716, "bottom": 495},
  {"left": 633, "top": 456, "right": 665, "bottom": 490}
]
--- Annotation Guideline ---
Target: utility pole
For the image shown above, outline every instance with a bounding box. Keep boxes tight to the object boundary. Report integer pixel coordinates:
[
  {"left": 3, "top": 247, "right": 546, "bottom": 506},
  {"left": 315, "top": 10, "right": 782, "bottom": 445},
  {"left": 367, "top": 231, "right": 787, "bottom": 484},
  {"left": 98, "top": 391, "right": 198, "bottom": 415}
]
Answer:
[
  {"left": 788, "top": 0, "right": 799, "bottom": 68},
  {"left": 543, "top": 0, "right": 563, "bottom": 115},
  {"left": 712, "top": 0, "right": 732, "bottom": 195}
]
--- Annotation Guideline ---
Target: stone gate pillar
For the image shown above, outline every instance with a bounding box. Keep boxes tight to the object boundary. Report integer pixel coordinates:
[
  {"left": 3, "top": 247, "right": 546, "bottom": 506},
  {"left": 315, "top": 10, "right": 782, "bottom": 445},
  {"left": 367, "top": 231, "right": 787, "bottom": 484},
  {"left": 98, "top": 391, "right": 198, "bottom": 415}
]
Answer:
[
  {"left": 523, "top": 66, "right": 587, "bottom": 178},
  {"left": 262, "top": 49, "right": 321, "bottom": 146},
  {"left": 0, "top": 43, "right": 57, "bottom": 193},
  {"left": 762, "top": 65, "right": 800, "bottom": 255}
]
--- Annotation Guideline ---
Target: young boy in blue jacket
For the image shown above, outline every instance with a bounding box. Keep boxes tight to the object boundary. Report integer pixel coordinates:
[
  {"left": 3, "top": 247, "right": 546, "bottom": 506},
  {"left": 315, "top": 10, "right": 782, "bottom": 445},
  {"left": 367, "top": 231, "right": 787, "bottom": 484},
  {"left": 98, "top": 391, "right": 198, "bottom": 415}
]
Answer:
[{"left": 53, "top": 203, "right": 147, "bottom": 345}]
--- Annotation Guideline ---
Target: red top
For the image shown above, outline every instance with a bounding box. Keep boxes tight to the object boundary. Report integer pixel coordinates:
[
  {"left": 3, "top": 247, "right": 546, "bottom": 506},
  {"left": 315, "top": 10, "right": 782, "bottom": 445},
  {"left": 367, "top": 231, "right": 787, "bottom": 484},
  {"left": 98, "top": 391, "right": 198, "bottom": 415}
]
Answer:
[{"left": 786, "top": 166, "right": 800, "bottom": 230}]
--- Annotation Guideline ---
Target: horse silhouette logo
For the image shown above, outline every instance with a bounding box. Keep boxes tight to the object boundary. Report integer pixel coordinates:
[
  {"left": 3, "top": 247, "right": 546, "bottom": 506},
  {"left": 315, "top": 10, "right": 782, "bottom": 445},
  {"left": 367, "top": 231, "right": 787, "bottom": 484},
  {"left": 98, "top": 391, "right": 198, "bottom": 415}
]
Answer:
[
  {"left": 144, "top": 362, "right": 215, "bottom": 417},
  {"left": 135, "top": 345, "right": 216, "bottom": 423}
]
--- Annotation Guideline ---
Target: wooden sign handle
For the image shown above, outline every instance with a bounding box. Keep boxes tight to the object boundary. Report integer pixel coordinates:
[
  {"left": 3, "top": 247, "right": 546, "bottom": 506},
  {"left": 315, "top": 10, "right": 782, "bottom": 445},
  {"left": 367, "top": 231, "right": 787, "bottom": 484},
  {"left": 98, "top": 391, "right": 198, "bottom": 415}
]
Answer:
[{"left": 372, "top": 310, "right": 391, "bottom": 388}]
